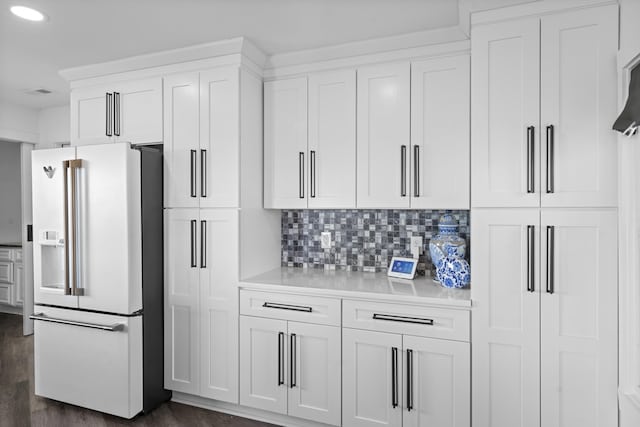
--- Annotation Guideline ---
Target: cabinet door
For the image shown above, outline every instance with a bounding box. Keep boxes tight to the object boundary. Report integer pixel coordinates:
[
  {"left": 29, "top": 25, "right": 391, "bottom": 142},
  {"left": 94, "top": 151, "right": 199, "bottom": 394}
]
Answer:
[
  {"left": 163, "top": 73, "right": 200, "bottom": 208},
  {"left": 540, "top": 209, "right": 617, "bottom": 427},
  {"left": 540, "top": 5, "right": 618, "bottom": 207},
  {"left": 14, "top": 263, "right": 23, "bottom": 306},
  {"left": 164, "top": 209, "right": 200, "bottom": 394},
  {"left": 287, "top": 322, "right": 341, "bottom": 426},
  {"left": 70, "top": 84, "right": 112, "bottom": 145},
  {"left": 264, "top": 78, "right": 308, "bottom": 209},
  {"left": 199, "top": 209, "right": 239, "bottom": 403},
  {"left": 471, "top": 209, "right": 540, "bottom": 427},
  {"left": 114, "top": 77, "right": 163, "bottom": 144},
  {"left": 356, "top": 62, "right": 410, "bottom": 208},
  {"left": 471, "top": 19, "right": 541, "bottom": 208},
  {"left": 342, "top": 328, "right": 403, "bottom": 427},
  {"left": 403, "top": 335, "right": 470, "bottom": 427},
  {"left": 307, "top": 69, "right": 356, "bottom": 208},
  {"left": 239, "top": 316, "right": 288, "bottom": 414},
  {"left": 411, "top": 55, "right": 470, "bottom": 209},
  {"left": 200, "top": 67, "right": 240, "bottom": 208}
]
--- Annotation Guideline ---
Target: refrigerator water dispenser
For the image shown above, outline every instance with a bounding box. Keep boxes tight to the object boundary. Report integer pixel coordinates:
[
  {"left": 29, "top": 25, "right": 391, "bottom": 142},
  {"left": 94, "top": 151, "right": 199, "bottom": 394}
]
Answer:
[{"left": 39, "top": 231, "right": 65, "bottom": 290}]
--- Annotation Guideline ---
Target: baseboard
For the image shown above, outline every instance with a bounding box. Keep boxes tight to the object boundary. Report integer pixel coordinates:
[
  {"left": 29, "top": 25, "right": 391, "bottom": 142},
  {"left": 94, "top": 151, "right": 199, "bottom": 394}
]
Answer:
[
  {"left": 171, "top": 392, "right": 334, "bottom": 427},
  {"left": 0, "top": 305, "right": 22, "bottom": 315}
]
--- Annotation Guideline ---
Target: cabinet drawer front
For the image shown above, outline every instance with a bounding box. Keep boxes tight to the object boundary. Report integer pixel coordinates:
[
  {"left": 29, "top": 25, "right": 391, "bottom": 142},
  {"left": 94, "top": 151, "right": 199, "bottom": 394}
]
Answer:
[
  {"left": 240, "top": 290, "right": 340, "bottom": 326},
  {"left": 0, "top": 261, "right": 13, "bottom": 284},
  {"left": 343, "top": 299, "right": 469, "bottom": 342},
  {"left": 0, "top": 248, "right": 14, "bottom": 261},
  {"left": 0, "top": 284, "right": 12, "bottom": 304}
]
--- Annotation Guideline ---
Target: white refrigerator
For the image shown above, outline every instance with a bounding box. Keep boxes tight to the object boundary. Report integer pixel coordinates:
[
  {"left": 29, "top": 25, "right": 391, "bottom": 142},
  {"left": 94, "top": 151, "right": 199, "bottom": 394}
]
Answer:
[{"left": 30, "top": 142, "right": 170, "bottom": 418}]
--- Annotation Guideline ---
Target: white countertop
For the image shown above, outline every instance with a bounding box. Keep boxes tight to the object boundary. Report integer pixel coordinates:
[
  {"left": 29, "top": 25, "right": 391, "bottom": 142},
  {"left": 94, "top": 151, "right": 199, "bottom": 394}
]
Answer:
[{"left": 241, "top": 267, "right": 471, "bottom": 308}]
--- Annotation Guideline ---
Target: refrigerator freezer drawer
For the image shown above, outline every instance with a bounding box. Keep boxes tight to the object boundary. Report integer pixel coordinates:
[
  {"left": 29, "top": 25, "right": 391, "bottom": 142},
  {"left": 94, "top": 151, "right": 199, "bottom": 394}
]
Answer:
[{"left": 33, "top": 306, "right": 143, "bottom": 418}]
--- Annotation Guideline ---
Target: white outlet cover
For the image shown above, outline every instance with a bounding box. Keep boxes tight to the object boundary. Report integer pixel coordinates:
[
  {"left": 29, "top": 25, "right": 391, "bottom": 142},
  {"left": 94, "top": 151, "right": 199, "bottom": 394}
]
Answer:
[
  {"left": 410, "top": 236, "right": 423, "bottom": 258},
  {"left": 321, "top": 232, "right": 332, "bottom": 249}
]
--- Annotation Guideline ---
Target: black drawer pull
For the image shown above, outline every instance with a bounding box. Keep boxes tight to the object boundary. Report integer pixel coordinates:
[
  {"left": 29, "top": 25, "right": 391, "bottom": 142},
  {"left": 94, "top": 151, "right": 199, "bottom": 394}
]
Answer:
[
  {"left": 262, "top": 302, "right": 312, "bottom": 313},
  {"left": 373, "top": 313, "right": 434, "bottom": 325}
]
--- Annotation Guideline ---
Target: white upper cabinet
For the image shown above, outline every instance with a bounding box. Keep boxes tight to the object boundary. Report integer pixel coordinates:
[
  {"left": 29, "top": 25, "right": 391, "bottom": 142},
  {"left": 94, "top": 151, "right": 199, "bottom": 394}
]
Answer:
[
  {"left": 70, "top": 77, "right": 162, "bottom": 146},
  {"left": 472, "top": 4, "right": 618, "bottom": 208},
  {"left": 356, "top": 62, "right": 411, "bottom": 208},
  {"left": 411, "top": 55, "right": 470, "bottom": 209},
  {"left": 264, "top": 77, "right": 308, "bottom": 209},
  {"left": 307, "top": 70, "right": 357, "bottom": 209},
  {"left": 164, "top": 67, "right": 240, "bottom": 208}
]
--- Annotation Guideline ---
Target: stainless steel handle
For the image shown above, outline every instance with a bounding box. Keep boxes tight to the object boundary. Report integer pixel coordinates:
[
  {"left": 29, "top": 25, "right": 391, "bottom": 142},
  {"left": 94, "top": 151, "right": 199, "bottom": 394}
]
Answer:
[
  {"left": 546, "top": 225, "right": 555, "bottom": 294},
  {"left": 290, "top": 333, "right": 296, "bottom": 388},
  {"left": 401, "top": 145, "right": 407, "bottom": 197},
  {"left": 527, "top": 225, "right": 535, "bottom": 292},
  {"left": 190, "top": 150, "right": 197, "bottom": 198},
  {"left": 262, "top": 302, "right": 312, "bottom": 313},
  {"left": 200, "top": 220, "right": 206, "bottom": 269},
  {"left": 200, "top": 149, "right": 207, "bottom": 198},
  {"left": 299, "top": 152, "right": 305, "bottom": 199},
  {"left": 373, "top": 313, "right": 434, "bottom": 325},
  {"left": 407, "top": 349, "right": 413, "bottom": 411},
  {"left": 63, "top": 160, "right": 71, "bottom": 296},
  {"left": 113, "top": 91, "right": 120, "bottom": 136},
  {"left": 527, "top": 126, "right": 535, "bottom": 193},
  {"left": 310, "top": 150, "right": 316, "bottom": 198},
  {"left": 278, "top": 331, "right": 285, "bottom": 386},
  {"left": 105, "top": 93, "right": 113, "bottom": 137},
  {"left": 392, "top": 347, "right": 399, "bottom": 408},
  {"left": 190, "top": 220, "right": 197, "bottom": 268},
  {"left": 546, "top": 125, "right": 554, "bottom": 193},
  {"left": 69, "top": 159, "right": 83, "bottom": 297},
  {"left": 413, "top": 145, "right": 420, "bottom": 197},
  {"left": 30, "top": 313, "right": 124, "bottom": 332}
]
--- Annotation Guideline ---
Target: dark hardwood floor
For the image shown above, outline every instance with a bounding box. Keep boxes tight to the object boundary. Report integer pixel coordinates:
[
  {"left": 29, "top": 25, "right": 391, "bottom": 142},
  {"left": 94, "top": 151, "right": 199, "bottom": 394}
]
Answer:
[{"left": 0, "top": 313, "right": 277, "bottom": 427}]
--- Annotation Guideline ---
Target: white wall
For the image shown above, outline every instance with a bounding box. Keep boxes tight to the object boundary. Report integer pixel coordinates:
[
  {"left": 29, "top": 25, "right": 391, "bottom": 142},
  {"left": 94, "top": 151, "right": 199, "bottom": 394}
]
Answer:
[
  {"left": 38, "top": 105, "right": 70, "bottom": 145},
  {"left": 0, "top": 102, "right": 38, "bottom": 143},
  {"left": 619, "top": 0, "right": 640, "bottom": 66},
  {"left": 0, "top": 141, "right": 22, "bottom": 243}
]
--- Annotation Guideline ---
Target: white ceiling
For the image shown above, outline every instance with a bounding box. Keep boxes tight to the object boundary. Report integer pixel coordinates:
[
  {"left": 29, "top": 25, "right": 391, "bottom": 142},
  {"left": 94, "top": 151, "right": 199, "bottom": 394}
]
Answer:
[{"left": 0, "top": 0, "right": 531, "bottom": 110}]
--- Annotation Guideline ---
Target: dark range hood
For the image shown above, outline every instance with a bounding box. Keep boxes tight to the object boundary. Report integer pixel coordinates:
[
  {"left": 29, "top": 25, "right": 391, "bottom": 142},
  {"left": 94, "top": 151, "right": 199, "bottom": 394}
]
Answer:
[{"left": 613, "top": 64, "right": 640, "bottom": 136}]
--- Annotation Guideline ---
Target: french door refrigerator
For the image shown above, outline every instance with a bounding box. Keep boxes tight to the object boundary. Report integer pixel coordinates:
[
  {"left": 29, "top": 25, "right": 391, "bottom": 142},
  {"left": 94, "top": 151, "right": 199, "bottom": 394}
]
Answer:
[{"left": 30, "top": 142, "right": 170, "bottom": 418}]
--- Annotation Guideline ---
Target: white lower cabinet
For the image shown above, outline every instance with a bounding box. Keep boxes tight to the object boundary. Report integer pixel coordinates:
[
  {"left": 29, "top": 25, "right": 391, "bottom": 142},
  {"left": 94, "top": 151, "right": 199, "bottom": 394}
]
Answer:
[
  {"left": 471, "top": 208, "right": 618, "bottom": 427},
  {"left": 342, "top": 300, "right": 470, "bottom": 427},
  {"left": 239, "top": 290, "right": 342, "bottom": 426}
]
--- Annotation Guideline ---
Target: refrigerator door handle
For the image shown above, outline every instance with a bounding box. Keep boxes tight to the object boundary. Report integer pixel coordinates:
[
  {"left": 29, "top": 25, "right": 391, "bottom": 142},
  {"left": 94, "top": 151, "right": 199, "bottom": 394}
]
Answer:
[
  {"left": 30, "top": 313, "right": 124, "bottom": 332},
  {"left": 69, "top": 159, "right": 84, "bottom": 297},
  {"left": 63, "top": 160, "right": 71, "bottom": 295}
]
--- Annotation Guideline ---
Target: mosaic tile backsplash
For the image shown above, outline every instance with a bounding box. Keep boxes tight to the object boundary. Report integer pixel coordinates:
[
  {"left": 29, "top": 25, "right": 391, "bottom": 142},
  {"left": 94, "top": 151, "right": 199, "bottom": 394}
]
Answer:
[{"left": 282, "top": 210, "right": 470, "bottom": 272}]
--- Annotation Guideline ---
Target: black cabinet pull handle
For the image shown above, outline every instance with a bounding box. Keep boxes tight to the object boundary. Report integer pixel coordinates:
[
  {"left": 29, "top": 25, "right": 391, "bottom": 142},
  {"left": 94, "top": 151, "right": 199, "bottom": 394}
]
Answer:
[
  {"left": 413, "top": 145, "right": 420, "bottom": 197},
  {"left": 190, "top": 220, "right": 197, "bottom": 268},
  {"left": 546, "top": 125, "right": 554, "bottom": 193},
  {"left": 373, "top": 313, "right": 434, "bottom": 325},
  {"left": 113, "top": 91, "right": 120, "bottom": 136},
  {"left": 200, "top": 220, "right": 206, "bottom": 269},
  {"left": 407, "top": 349, "right": 413, "bottom": 411},
  {"left": 190, "top": 150, "right": 197, "bottom": 198},
  {"left": 527, "top": 225, "right": 535, "bottom": 292},
  {"left": 200, "top": 149, "right": 207, "bottom": 198},
  {"left": 262, "top": 302, "right": 312, "bottom": 313},
  {"left": 310, "top": 150, "right": 316, "bottom": 198},
  {"left": 278, "top": 332, "right": 285, "bottom": 386},
  {"left": 391, "top": 347, "right": 399, "bottom": 408},
  {"left": 546, "top": 225, "right": 555, "bottom": 294},
  {"left": 527, "top": 126, "right": 535, "bottom": 193},
  {"left": 105, "top": 93, "right": 113, "bottom": 137},
  {"left": 290, "top": 333, "right": 296, "bottom": 388},
  {"left": 401, "top": 145, "right": 407, "bottom": 197},
  {"left": 299, "top": 152, "right": 305, "bottom": 199}
]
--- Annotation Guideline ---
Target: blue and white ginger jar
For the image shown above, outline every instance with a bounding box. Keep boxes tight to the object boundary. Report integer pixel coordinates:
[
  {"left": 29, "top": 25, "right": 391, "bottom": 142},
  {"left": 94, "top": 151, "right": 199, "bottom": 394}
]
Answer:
[{"left": 429, "top": 214, "right": 466, "bottom": 281}]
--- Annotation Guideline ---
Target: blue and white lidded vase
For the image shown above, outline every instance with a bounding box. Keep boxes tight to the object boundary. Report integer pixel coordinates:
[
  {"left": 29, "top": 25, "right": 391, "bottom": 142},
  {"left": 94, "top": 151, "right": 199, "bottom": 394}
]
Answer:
[{"left": 428, "top": 214, "right": 466, "bottom": 283}]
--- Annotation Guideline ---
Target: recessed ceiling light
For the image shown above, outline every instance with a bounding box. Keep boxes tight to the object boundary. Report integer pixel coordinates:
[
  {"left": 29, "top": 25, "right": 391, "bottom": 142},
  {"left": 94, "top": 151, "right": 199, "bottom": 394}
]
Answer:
[{"left": 10, "top": 5, "right": 46, "bottom": 22}]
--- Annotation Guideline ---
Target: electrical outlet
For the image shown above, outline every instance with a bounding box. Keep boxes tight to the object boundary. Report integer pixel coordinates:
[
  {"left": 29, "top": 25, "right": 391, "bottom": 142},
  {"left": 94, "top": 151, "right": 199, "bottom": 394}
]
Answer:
[
  {"left": 410, "top": 236, "right": 423, "bottom": 258},
  {"left": 321, "top": 231, "right": 332, "bottom": 249}
]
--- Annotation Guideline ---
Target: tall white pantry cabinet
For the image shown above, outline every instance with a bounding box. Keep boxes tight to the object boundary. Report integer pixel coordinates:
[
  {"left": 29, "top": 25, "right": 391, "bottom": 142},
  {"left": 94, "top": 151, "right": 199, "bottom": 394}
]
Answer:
[
  {"left": 163, "top": 61, "right": 280, "bottom": 404},
  {"left": 471, "top": 4, "right": 619, "bottom": 427}
]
